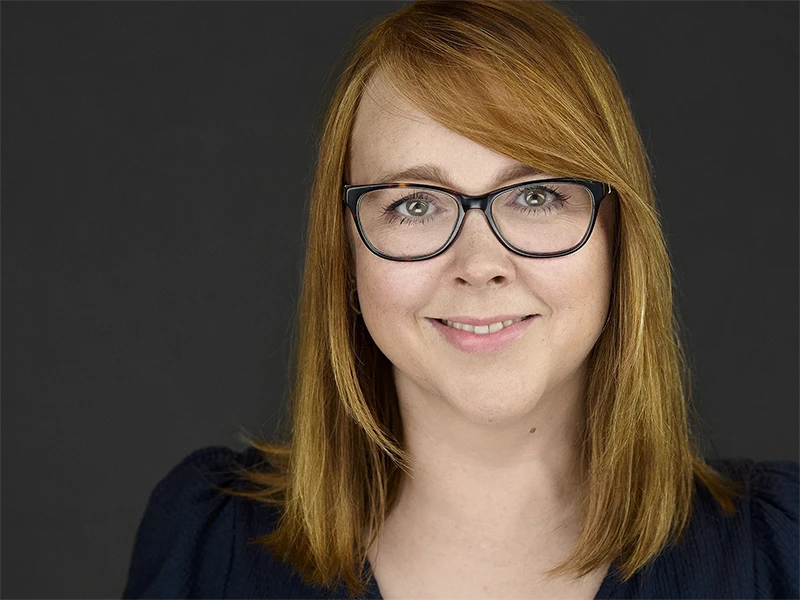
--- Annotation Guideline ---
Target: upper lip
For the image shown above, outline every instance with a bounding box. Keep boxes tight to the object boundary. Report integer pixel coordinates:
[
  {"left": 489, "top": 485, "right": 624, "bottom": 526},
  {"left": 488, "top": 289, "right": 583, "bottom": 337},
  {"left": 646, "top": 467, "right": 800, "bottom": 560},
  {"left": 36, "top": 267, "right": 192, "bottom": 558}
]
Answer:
[{"left": 432, "top": 314, "right": 534, "bottom": 326}]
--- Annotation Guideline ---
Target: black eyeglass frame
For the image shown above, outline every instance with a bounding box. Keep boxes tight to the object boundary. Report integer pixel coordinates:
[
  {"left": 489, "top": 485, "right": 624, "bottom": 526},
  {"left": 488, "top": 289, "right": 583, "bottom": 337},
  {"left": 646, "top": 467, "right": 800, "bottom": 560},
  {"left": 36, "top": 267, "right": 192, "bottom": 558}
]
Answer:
[{"left": 342, "top": 178, "right": 613, "bottom": 262}]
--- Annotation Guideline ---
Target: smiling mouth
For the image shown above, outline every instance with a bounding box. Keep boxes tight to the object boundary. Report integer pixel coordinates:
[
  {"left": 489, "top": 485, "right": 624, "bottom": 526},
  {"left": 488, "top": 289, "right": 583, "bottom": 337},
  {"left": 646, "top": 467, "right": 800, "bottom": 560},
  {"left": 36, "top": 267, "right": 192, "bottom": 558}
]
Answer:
[{"left": 434, "top": 314, "right": 534, "bottom": 334}]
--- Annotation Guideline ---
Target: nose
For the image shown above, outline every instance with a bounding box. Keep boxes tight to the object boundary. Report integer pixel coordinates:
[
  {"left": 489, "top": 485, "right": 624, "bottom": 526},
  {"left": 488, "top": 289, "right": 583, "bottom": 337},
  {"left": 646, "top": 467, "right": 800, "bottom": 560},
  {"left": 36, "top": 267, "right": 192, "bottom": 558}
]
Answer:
[{"left": 448, "top": 208, "right": 516, "bottom": 286}]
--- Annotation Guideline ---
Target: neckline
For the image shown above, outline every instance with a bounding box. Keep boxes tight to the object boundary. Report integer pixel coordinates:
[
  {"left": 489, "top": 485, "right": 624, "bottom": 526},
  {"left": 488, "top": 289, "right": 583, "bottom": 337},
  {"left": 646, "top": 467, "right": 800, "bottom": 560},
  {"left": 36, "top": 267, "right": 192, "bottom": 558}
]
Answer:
[{"left": 362, "top": 556, "right": 622, "bottom": 599}]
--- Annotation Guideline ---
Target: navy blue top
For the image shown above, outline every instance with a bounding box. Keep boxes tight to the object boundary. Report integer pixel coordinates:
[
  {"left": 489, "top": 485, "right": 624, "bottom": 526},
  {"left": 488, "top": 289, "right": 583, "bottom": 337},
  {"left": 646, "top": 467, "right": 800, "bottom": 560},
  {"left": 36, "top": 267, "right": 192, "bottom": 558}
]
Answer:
[{"left": 122, "top": 446, "right": 799, "bottom": 599}]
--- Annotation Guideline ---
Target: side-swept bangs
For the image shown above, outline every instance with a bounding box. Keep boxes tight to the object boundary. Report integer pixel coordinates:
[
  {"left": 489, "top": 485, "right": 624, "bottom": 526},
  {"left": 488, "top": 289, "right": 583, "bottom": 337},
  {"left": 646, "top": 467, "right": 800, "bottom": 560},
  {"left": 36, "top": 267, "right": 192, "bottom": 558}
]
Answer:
[{"left": 370, "top": 1, "right": 643, "bottom": 197}]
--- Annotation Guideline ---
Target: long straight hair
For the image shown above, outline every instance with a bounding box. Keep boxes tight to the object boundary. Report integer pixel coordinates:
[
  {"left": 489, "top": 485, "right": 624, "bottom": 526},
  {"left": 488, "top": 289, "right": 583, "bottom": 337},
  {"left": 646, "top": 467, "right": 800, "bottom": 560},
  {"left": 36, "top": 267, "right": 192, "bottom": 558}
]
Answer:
[{"left": 220, "top": 1, "right": 742, "bottom": 596}]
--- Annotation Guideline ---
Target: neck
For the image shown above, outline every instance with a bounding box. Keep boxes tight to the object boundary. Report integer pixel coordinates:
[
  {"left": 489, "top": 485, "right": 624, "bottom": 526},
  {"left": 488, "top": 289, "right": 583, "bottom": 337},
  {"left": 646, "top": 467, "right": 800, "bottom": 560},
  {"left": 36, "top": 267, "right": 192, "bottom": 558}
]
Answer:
[{"left": 386, "top": 368, "right": 588, "bottom": 541}]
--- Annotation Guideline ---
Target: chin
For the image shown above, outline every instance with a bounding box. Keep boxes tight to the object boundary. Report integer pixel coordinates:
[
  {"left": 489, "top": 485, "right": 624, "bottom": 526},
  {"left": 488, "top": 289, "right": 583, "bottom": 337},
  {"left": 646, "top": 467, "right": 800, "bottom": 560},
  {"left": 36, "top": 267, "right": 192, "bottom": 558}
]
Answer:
[{"left": 443, "top": 383, "right": 544, "bottom": 426}]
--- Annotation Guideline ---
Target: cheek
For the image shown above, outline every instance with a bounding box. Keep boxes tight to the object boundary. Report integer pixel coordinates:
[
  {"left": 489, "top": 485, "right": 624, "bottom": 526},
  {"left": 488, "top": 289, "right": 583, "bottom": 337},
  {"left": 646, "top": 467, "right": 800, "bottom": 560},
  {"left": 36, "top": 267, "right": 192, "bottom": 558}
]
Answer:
[
  {"left": 542, "top": 231, "right": 613, "bottom": 345},
  {"left": 356, "top": 257, "right": 437, "bottom": 321},
  {"left": 348, "top": 216, "right": 439, "bottom": 321},
  {"left": 554, "top": 266, "right": 611, "bottom": 330},
  {"left": 356, "top": 262, "right": 434, "bottom": 376}
]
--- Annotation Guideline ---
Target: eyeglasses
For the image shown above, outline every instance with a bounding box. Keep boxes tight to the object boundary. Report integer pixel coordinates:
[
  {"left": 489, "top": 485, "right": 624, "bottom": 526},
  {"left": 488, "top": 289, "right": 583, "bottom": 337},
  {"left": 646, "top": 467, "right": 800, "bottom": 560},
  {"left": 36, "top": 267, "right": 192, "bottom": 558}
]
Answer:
[{"left": 342, "top": 178, "right": 612, "bottom": 261}]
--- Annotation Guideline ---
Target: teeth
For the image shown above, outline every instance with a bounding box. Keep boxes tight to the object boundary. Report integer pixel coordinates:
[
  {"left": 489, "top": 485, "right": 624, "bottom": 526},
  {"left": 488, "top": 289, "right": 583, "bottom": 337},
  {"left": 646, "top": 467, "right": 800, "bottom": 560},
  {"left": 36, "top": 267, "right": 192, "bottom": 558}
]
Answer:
[{"left": 442, "top": 315, "right": 527, "bottom": 335}]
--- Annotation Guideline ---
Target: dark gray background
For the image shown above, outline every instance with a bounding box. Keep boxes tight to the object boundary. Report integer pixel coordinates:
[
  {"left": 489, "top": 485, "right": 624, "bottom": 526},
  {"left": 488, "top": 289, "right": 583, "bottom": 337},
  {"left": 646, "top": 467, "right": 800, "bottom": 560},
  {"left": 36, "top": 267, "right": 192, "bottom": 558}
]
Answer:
[{"left": 3, "top": 1, "right": 798, "bottom": 597}]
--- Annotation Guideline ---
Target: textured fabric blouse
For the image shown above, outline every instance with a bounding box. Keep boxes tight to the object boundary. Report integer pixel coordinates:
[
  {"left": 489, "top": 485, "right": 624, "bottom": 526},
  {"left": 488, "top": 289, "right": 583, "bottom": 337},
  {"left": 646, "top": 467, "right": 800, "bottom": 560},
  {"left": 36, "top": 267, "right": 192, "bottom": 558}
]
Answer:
[{"left": 122, "top": 445, "right": 799, "bottom": 599}]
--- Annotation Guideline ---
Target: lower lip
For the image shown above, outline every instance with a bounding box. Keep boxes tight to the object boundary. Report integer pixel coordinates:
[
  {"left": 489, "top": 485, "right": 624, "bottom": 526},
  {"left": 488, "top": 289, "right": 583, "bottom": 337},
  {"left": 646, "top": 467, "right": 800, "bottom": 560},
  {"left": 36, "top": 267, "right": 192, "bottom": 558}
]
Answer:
[{"left": 427, "top": 316, "right": 536, "bottom": 353}]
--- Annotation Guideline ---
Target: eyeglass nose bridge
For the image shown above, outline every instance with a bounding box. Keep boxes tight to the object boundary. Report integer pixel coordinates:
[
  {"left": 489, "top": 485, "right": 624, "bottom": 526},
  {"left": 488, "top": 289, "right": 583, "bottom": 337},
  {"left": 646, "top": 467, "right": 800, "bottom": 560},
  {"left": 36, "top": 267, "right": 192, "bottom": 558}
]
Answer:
[
  {"left": 460, "top": 193, "right": 493, "bottom": 211},
  {"left": 448, "top": 191, "right": 510, "bottom": 250}
]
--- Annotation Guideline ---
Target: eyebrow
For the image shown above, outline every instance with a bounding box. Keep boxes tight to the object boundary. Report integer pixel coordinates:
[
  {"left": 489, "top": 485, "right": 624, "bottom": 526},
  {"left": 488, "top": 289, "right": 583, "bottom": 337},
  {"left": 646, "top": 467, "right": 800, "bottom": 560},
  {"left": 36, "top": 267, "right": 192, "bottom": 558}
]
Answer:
[{"left": 373, "top": 163, "right": 544, "bottom": 190}]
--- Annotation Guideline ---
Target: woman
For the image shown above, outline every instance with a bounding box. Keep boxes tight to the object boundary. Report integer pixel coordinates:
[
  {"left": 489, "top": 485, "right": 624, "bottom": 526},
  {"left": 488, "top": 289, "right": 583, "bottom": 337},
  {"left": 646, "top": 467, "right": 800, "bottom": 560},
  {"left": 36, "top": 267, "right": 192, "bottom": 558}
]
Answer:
[{"left": 123, "top": 1, "right": 798, "bottom": 598}]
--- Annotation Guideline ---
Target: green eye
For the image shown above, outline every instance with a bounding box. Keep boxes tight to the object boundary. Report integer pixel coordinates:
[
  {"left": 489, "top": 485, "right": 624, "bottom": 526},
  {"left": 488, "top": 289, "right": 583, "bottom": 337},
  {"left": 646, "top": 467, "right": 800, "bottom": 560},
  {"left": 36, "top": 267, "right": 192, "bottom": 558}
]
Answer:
[
  {"left": 522, "top": 190, "right": 547, "bottom": 206},
  {"left": 405, "top": 200, "right": 430, "bottom": 216}
]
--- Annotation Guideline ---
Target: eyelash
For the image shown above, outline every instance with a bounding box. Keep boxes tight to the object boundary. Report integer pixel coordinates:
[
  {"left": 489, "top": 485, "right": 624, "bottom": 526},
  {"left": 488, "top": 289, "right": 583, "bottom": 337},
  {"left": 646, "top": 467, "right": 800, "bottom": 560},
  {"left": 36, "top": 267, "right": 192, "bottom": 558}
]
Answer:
[
  {"left": 381, "top": 192, "right": 437, "bottom": 226},
  {"left": 381, "top": 186, "right": 570, "bottom": 225},
  {"left": 513, "top": 185, "right": 569, "bottom": 214}
]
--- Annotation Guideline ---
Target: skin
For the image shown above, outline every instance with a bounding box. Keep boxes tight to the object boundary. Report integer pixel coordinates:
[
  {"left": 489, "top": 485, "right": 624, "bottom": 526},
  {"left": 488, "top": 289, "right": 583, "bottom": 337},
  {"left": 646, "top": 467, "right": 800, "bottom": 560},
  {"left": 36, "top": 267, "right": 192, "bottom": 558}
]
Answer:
[{"left": 346, "top": 73, "right": 616, "bottom": 595}]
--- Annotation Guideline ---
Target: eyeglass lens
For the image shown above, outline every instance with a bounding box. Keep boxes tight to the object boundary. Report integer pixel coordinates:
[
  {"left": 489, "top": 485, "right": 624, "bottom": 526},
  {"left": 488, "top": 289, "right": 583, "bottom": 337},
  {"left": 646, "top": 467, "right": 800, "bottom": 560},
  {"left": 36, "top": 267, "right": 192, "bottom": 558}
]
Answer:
[{"left": 356, "top": 182, "right": 594, "bottom": 259}]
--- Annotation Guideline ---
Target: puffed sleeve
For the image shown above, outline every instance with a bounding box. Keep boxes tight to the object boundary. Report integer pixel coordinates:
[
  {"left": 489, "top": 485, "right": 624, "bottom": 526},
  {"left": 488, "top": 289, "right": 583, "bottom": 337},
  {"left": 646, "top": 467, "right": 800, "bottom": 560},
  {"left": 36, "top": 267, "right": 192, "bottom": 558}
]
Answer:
[
  {"left": 751, "top": 460, "right": 799, "bottom": 599},
  {"left": 122, "top": 446, "right": 246, "bottom": 599}
]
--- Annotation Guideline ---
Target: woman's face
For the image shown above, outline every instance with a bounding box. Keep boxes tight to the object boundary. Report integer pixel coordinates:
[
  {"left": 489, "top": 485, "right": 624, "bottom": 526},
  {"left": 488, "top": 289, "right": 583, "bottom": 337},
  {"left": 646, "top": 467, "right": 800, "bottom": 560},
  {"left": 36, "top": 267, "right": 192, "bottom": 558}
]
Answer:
[{"left": 346, "top": 76, "right": 616, "bottom": 426}]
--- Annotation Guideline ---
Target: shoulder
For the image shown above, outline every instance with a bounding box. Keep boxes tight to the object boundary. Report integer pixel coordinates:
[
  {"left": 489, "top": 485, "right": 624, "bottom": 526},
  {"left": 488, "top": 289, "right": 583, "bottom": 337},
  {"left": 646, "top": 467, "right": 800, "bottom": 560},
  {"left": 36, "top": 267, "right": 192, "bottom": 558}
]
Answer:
[
  {"left": 713, "top": 457, "right": 799, "bottom": 598},
  {"left": 126, "top": 445, "right": 271, "bottom": 531},
  {"left": 604, "top": 458, "right": 798, "bottom": 599},
  {"left": 706, "top": 457, "right": 798, "bottom": 541},
  {"left": 134, "top": 445, "right": 268, "bottom": 503},
  {"left": 121, "top": 445, "right": 282, "bottom": 599},
  {"left": 149, "top": 444, "right": 273, "bottom": 499}
]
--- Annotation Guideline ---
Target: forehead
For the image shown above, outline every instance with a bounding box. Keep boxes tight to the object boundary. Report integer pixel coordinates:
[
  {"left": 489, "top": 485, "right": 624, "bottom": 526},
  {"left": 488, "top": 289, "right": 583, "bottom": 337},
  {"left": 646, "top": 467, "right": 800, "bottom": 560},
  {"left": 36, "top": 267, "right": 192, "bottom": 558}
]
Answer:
[
  {"left": 348, "top": 74, "right": 530, "bottom": 191},
  {"left": 349, "top": 74, "right": 446, "bottom": 168}
]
